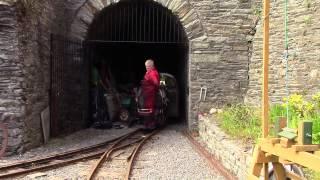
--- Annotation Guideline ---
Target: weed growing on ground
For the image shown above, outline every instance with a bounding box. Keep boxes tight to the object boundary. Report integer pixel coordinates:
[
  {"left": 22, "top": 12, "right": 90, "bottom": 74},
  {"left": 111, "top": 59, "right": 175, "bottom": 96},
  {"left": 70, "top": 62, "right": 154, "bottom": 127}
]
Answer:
[{"left": 217, "top": 104, "right": 261, "bottom": 142}]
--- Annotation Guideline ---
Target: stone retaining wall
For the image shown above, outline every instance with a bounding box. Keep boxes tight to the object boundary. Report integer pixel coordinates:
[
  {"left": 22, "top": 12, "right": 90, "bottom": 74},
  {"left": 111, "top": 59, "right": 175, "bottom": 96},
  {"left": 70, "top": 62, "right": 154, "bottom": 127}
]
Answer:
[{"left": 198, "top": 115, "right": 252, "bottom": 179}]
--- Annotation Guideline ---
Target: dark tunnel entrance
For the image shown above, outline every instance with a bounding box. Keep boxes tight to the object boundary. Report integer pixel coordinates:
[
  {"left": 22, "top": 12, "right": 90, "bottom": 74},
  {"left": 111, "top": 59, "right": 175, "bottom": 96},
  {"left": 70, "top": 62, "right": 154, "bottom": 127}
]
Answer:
[{"left": 86, "top": 0, "right": 189, "bottom": 126}]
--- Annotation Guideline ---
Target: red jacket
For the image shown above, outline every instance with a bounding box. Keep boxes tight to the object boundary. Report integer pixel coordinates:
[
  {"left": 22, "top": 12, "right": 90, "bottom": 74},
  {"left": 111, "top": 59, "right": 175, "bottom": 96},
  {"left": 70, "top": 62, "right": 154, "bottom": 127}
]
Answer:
[{"left": 142, "top": 68, "right": 160, "bottom": 110}]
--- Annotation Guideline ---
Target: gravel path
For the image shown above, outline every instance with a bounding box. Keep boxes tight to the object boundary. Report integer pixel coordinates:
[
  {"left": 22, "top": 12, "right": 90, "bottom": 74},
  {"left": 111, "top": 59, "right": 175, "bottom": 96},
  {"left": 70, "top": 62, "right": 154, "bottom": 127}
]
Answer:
[
  {"left": 131, "top": 125, "right": 225, "bottom": 179},
  {"left": 0, "top": 124, "right": 225, "bottom": 180}
]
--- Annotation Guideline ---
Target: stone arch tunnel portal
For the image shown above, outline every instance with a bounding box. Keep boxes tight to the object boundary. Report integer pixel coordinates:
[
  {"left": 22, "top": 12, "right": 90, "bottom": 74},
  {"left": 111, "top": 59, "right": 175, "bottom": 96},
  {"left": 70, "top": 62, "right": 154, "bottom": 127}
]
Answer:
[{"left": 85, "top": 0, "right": 189, "bottom": 126}]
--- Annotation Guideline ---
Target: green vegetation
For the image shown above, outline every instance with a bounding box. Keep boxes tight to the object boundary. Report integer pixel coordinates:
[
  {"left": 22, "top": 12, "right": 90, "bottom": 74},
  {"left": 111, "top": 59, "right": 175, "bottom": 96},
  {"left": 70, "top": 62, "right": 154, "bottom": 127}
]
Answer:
[
  {"left": 252, "top": 5, "right": 262, "bottom": 17},
  {"left": 304, "top": 168, "right": 320, "bottom": 180},
  {"left": 217, "top": 104, "right": 261, "bottom": 142},
  {"left": 303, "top": 15, "right": 312, "bottom": 25},
  {"left": 217, "top": 92, "right": 320, "bottom": 178},
  {"left": 217, "top": 92, "right": 320, "bottom": 144},
  {"left": 277, "top": 93, "right": 320, "bottom": 144}
]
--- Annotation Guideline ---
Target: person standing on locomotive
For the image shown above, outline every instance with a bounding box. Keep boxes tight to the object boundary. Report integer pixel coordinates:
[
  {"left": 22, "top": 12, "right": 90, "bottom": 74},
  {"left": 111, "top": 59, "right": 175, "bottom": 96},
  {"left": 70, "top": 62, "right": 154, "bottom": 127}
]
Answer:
[{"left": 141, "top": 59, "right": 160, "bottom": 130}]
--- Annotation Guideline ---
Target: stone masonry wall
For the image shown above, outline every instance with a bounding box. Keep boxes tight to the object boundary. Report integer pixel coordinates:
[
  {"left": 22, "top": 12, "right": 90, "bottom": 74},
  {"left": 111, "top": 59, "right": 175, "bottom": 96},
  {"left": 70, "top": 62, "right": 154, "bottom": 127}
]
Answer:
[
  {"left": 0, "top": 0, "right": 57, "bottom": 155},
  {"left": 199, "top": 115, "right": 252, "bottom": 179},
  {"left": 245, "top": 0, "right": 320, "bottom": 105},
  {"left": 0, "top": 1, "right": 25, "bottom": 154},
  {"left": 66, "top": 0, "right": 256, "bottom": 131},
  {"left": 16, "top": 0, "right": 55, "bottom": 149},
  {"left": 1, "top": 0, "right": 104, "bottom": 155},
  {"left": 185, "top": 0, "right": 254, "bottom": 130},
  {"left": 1, "top": 0, "right": 256, "bottom": 154}
]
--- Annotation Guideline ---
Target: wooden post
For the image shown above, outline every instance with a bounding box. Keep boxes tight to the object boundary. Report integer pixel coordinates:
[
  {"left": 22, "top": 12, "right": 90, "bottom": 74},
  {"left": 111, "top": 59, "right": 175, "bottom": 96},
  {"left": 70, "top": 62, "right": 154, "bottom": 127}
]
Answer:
[
  {"left": 262, "top": 0, "right": 270, "bottom": 139},
  {"left": 262, "top": 0, "right": 270, "bottom": 179}
]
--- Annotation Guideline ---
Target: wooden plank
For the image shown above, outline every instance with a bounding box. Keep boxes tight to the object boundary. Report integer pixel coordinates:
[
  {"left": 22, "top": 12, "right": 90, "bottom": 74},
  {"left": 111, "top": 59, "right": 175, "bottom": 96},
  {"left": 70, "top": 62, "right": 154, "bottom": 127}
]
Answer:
[
  {"left": 247, "top": 174, "right": 260, "bottom": 180},
  {"left": 298, "top": 122, "right": 304, "bottom": 145},
  {"left": 286, "top": 171, "right": 306, "bottom": 180},
  {"left": 263, "top": 163, "right": 269, "bottom": 180},
  {"left": 270, "top": 138, "right": 280, "bottom": 145},
  {"left": 314, "top": 151, "right": 320, "bottom": 156},
  {"left": 251, "top": 163, "right": 263, "bottom": 177},
  {"left": 262, "top": 0, "right": 270, "bottom": 139},
  {"left": 272, "top": 163, "right": 286, "bottom": 180},
  {"left": 250, "top": 145, "right": 278, "bottom": 163},
  {"left": 262, "top": 0, "right": 270, "bottom": 171},
  {"left": 249, "top": 146, "right": 263, "bottom": 176},
  {"left": 279, "top": 158, "right": 294, "bottom": 165},
  {"left": 265, "top": 138, "right": 280, "bottom": 145},
  {"left": 292, "top": 145, "right": 320, "bottom": 152},
  {"left": 260, "top": 143, "right": 320, "bottom": 171},
  {"left": 280, "top": 137, "right": 294, "bottom": 148},
  {"left": 257, "top": 154, "right": 278, "bottom": 163},
  {"left": 278, "top": 158, "right": 289, "bottom": 164}
]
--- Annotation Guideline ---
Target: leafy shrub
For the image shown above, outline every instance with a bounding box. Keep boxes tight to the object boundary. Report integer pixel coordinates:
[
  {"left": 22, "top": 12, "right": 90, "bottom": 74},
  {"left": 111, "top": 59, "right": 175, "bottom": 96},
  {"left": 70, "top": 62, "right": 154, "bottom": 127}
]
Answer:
[
  {"left": 217, "top": 104, "right": 261, "bottom": 141},
  {"left": 270, "top": 104, "right": 286, "bottom": 124},
  {"left": 312, "top": 92, "right": 320, "bottom": 110},
  {"left": 270, "top": 93, "right": 320, "bottom": 144},
  {"left": 217, "top": 92, "right": 320, "bottom": 144}
]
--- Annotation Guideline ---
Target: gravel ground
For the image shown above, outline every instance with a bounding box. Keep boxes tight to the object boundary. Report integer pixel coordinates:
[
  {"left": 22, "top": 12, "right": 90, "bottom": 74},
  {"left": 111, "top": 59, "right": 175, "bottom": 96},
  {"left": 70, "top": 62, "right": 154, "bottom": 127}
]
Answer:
[
  {"left": 0, "top": 124, "right": 225, "bottom": 180},
  {"left": 131, "top": 125, "right": 225, "bottom": 180},
  {"left": 0, "top": 124, "right": 137, "bottom": 164}
]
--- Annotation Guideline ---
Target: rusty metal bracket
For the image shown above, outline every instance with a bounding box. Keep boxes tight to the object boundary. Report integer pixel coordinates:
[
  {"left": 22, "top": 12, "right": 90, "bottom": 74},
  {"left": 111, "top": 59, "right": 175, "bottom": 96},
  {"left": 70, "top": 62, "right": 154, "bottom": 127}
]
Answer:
[{"left": 199, "top": 86, "right": 207, "bottom": 101}]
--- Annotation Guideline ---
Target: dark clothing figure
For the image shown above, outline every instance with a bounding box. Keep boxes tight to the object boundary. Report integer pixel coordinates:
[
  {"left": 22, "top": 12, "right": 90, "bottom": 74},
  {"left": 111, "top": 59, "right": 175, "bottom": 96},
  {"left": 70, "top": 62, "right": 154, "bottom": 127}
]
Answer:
[{"left": 91, "top": 66, "right": 111, "bottom": 129}]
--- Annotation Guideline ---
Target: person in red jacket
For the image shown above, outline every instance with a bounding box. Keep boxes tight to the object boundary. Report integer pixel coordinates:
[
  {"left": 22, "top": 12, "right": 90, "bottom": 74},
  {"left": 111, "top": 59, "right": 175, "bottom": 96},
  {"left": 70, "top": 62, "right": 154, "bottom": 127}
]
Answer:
[{"left": 141, "top": 59, "right": 160, "bottom": 130}]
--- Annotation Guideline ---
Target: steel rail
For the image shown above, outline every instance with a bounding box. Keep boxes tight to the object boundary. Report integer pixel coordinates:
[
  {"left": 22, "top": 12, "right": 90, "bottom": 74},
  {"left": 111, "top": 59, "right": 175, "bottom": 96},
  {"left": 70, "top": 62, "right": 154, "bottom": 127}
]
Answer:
[
  {"left": 0, "top": 149, "right": 105, "bottom": 178},
  {"left": 88, "top": 129, "right": 143, "bottom": 180},
  {"left": 0, "top": 129, "right": 140, "bottom": 170},
  {"left": 125, "top": 130, "right": 159, "bottom": 180},
  {"left": 88, "top": 129, "right": 159, "bottom": 180},
  {"left": 0, "top": 129, "right": 140, "bottom": 178},
  {"left": 0, "top": 138, "right": 143, "bottom": 179}
]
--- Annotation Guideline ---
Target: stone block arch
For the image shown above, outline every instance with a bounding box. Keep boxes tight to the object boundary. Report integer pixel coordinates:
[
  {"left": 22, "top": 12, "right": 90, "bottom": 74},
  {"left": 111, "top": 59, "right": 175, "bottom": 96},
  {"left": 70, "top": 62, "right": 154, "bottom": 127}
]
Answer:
[{"left": 69, "top": 0, "right": 206, "bottom": 41}]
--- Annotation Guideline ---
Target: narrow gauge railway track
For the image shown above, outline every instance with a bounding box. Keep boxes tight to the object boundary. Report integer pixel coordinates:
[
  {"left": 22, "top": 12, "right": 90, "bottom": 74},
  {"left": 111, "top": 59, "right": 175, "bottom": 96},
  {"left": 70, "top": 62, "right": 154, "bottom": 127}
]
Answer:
[
  {"left": 88, "top": 129, "right": 159, "bottom": 180},
  {"left": 0, "top": 129, "right": 141, "bottom": 179}
]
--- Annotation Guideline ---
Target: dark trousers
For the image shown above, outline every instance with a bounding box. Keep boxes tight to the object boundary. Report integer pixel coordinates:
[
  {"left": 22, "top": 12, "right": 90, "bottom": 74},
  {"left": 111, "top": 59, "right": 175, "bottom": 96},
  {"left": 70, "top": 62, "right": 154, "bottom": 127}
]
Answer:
[{"left": 91, "top": 85, "right": 109, "bottom": 123}]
